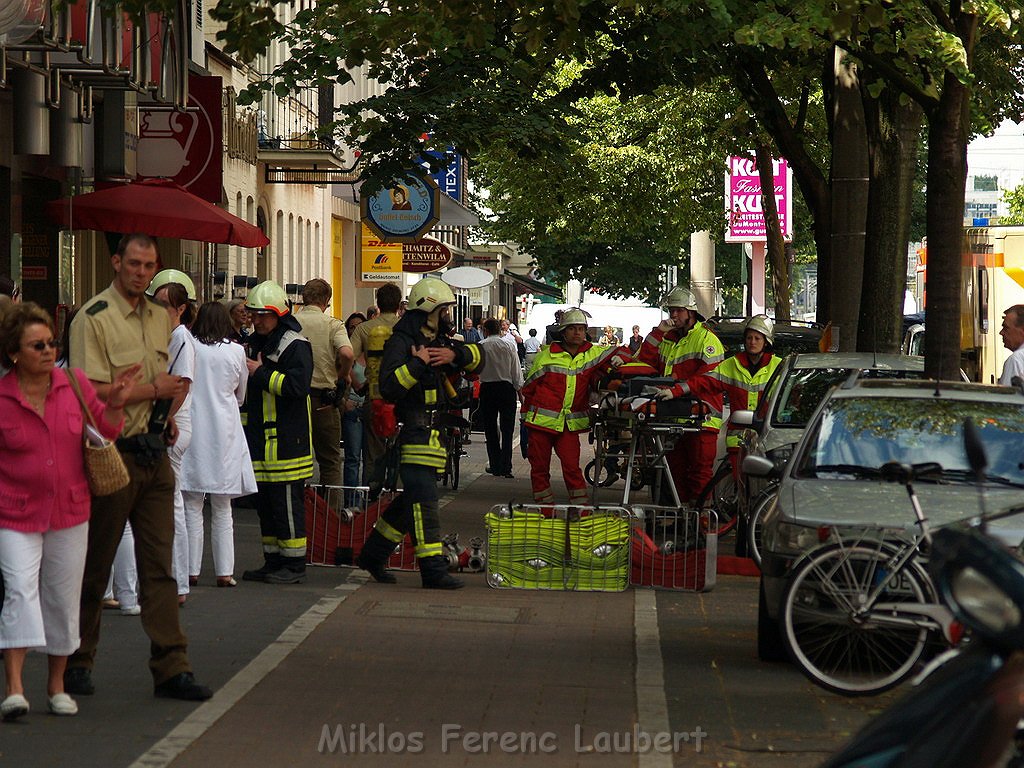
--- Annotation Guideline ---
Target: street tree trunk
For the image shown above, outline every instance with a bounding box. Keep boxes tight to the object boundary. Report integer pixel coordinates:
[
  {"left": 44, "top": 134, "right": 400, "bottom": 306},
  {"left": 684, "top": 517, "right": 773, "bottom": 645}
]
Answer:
[
  {"left": 829, "top": 49, "right": 868, "bottom": 351},
  {"left": 731, "top": 57, "right": 831, "bottom": 322},
  {"left": 923, "top": 11, "right": 978, "bottom": 381},
  {"left": 858, "top": 79, "right": 923, "bottom": 352},
  {"left": 924, "top": 70, "right": 972, "bottom": 380},
  {"left": 755, "top": 141, "right": 790, "bottom": 319}
]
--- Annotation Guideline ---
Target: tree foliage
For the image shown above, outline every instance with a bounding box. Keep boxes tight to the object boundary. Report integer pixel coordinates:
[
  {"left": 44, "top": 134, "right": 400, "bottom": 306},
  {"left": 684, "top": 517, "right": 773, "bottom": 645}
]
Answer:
[
  {"left": 207, "top": 0, "right": 1024, "bottom": 371},
  {"left": 1001, "top": 184, "right": 1024, "bottom": 225},
  {"left": 473, "top": 82, "right": 737, "bottom": 300}
]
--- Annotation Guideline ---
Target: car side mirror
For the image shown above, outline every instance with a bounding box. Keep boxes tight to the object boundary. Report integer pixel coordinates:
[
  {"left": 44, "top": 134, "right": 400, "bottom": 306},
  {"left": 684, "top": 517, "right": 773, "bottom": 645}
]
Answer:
[
  {"left": 730, "top": 409, "right": 754, "bottom": 427},
  {"left": 743, "top": 454, "right": 778, "bottom": 479}
]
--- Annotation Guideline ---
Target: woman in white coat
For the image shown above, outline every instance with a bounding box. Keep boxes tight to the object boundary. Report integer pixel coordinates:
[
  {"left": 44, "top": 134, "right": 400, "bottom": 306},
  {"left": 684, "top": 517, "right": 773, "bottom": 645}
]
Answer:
[
  {"left": 149, "top": 274, "right": 197, "bottom": 605},
  {"left": 180, "top": 302, "right": 257, "bottom": 587}
]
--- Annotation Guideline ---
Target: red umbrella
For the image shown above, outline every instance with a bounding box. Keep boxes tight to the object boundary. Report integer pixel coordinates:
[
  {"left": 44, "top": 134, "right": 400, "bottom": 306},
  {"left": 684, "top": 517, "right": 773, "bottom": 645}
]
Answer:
[{"left": 46, "top": 178, "right": 270, "bottom": 248}]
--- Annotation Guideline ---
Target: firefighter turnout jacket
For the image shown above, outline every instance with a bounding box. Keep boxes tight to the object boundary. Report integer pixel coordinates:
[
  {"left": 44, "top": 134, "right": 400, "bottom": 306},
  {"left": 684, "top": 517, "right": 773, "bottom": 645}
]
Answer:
[
  {"left": 687, "top": 352, "right": 782, "bottom": 448},
  {"left": 379, "top": 311, "right": 484, "bottom": 469},
  {"left": 244, "top": 313, "right": 315, "bottom": 482},
  {"left": 637, "top": 321, "right": 725, "bottom": 432},
  {"left": 521, "top": 341, "right": 621, "bottom": 434}
]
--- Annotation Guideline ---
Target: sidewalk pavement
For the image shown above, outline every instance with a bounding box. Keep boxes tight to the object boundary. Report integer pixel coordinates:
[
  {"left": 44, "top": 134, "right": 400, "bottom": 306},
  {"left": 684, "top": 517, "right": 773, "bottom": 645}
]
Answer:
[{"left": 2, "top": 430, "right": 894, "bottom": 767}]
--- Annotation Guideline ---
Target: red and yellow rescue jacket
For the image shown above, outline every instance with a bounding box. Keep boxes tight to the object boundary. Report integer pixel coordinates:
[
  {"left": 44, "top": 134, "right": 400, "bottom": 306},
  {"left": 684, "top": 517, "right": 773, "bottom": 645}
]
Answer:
[
  {"left": 521, "top": 341, "right": 622, "bottom": 434},
  {"left": 687, "top": 352, "right": 782, "bottom": 448},
  {"left": 637, "top": 321, "right": 725, "bottom": 432}
]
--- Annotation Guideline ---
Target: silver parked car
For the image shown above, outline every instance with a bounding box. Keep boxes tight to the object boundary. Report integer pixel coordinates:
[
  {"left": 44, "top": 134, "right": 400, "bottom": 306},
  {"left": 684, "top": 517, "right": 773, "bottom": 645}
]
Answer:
[
  {"left": 733, "top": 353, "right": 928, "bottom": 559},
  {"left": 749, "top": 378, "right": 1024, "bottom": 661}
]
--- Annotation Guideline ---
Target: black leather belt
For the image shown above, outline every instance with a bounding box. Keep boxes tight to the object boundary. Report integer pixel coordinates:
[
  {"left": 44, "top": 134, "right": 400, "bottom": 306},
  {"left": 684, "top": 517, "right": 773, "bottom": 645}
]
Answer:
[{"left": 116, "top": 434, "right": 166, "bottom": 465}]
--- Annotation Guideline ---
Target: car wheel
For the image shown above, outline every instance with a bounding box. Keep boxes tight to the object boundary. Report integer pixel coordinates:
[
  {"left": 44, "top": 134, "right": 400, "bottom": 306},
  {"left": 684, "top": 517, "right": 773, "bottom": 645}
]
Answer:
[{"left": 757, "top": 578, "right": 788, "bottom": 662}]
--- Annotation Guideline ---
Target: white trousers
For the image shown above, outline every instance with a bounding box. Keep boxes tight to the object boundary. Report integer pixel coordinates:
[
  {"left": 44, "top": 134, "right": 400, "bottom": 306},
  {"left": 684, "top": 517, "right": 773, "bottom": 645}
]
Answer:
[
  {"left": 103, "top": 522, "right": 139, "bottom": 608},
  {"left": 181, "top": 491, "right": 235, "bottom": 578},
  {"left": 0, "top": 523, "right": 88, "bottom": 655},
  {"left": 169, "top": 422, "right": 193, "bottom": 595}
]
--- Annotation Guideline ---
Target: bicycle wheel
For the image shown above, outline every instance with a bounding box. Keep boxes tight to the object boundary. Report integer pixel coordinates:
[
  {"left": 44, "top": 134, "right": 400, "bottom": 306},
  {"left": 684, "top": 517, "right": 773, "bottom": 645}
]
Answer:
[
  {"left": 440, "top": 454, "right": 451, "bottom": 487},
  {"left": 747, "top": 484, "right": 778, "bottom": 568},
  {"left": 782, "top": 541, "right": 934, "bottom": 696},
  {"left": 695, "top": 461, "right": 738, "bottom": 535}
]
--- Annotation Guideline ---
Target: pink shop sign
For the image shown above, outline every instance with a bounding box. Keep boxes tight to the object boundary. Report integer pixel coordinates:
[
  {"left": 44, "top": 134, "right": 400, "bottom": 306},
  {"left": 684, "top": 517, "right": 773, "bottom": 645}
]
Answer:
[{"left": 724, "top": 154, "right": 793, "bottom": 243}]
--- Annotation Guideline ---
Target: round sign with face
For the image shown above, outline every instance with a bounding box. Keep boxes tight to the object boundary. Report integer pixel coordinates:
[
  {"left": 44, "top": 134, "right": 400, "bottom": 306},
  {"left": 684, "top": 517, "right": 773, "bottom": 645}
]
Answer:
[{"left": 362, "top": 175, "right": 440, "bottom": 242}]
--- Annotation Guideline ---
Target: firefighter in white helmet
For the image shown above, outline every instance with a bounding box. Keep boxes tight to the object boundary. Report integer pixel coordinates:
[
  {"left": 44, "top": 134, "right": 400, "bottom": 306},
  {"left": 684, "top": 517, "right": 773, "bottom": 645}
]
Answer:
[
  {"left": 635, "top": 285, "right": 724, "bottom": 503},
  {"left": 684, "top": 314, "right": 782, "bottom": 475},
  {"left": 240, "top": 280, "right": 314, "bottom": 585},
  {"left": 356, "top": 279, "right": 485, "bottom": 589},
  {"left": 521, "top": 308, "right": 626, "bottom": 506}
]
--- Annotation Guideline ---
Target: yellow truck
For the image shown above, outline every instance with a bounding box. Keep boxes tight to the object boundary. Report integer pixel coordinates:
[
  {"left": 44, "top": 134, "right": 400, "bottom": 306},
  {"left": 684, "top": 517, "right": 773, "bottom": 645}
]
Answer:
[{"left": 962, "top": 226, "right": 1024, "bottom": 383}]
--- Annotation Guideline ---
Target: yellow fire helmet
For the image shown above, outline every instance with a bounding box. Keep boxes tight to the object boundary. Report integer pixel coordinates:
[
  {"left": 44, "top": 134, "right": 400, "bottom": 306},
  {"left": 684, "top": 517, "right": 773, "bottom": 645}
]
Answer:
[
  {"left": 745, "top": 314, "right": 775, "bottom": 346},
  {"left": 245, "top": 280, "right": 291, "bottom": 316},
  {"left": 147, "top": 269, "right": 196, "bottom": 301},
  {"left": 408, "top": 279, "right": 455, "bottom": 312}
]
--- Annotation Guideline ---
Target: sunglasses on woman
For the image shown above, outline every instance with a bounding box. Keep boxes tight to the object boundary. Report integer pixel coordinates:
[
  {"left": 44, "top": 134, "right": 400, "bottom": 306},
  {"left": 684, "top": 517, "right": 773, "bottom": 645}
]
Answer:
[{"left": 24, "top": 339, "right": 61, "bottom": 351}]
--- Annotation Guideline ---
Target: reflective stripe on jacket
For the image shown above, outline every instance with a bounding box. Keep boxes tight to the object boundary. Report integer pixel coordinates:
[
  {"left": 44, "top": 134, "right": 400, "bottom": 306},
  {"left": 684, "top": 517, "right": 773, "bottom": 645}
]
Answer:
[
  {"left": 379, "top": 311, "right": 485, "bottom": 469},
  {"left": 521, "top": 342, "right": 619, "bottom": 434},
  {"left": 688, "top": 352, "right": 781, "bottom": 447},
  {"left": 244, "top": 320, "right": 315, "bottom": 482},
  {"left": 637, "top": 321, "right": 724, "bottom": 431}
]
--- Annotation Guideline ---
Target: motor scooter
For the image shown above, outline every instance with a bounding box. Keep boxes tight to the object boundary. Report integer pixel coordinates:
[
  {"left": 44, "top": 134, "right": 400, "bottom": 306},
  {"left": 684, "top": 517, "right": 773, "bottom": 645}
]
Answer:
[{"left": 821, "top": 421, "right": 1024, "bottom": 768}]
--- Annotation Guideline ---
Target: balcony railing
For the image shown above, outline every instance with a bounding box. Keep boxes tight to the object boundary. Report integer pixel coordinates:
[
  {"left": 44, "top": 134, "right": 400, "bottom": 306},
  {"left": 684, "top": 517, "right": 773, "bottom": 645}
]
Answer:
[{"left": 256, "top": 83, "right": 335, "bottom": 152}]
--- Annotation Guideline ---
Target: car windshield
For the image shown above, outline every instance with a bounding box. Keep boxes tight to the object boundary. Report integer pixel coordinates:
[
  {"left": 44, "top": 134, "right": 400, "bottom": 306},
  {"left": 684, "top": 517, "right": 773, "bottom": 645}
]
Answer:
[
  {"left": 772, "top": 367, "right": 924, "bottom": 429},
  {"left": 796, "top": 396, "right": 1024, "bottom": 484}
]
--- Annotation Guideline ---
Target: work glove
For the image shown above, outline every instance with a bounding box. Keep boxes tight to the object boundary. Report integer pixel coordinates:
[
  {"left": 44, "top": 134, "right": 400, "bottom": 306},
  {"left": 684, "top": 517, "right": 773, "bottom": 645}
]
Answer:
[
  {"left": 657, "top": 319, "right": 675, "bottom": 333},
  {"left": 641, "top": 385, "right": 675, "bottom": 401}
]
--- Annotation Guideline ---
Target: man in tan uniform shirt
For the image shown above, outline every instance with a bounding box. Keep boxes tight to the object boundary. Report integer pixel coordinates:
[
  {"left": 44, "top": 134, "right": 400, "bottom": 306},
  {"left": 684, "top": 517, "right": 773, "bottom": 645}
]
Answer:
[
  {"left": 66, "top": 233, "right": 212, "bottom": 701},
  {"left": 294, "top": 278, "right": 353, "bottom": 487},
  {"left": 349, "top": 282, "right": 402, "bottom": 499}
]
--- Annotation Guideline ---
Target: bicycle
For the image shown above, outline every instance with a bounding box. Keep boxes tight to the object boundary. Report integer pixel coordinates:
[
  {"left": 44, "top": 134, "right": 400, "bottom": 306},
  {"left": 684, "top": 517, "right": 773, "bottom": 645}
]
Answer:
[
  {"left": 745, "top": 481, "right": 779, "bottom": 567},
  {"left": 779, "top": 461, "right": 960, "bottom": 696},
  {"left": 437, "top": 412, "right": 470, "bottom": 491},
  {"left": 693, "top": 454, "right": 740, "bottom": 536}
]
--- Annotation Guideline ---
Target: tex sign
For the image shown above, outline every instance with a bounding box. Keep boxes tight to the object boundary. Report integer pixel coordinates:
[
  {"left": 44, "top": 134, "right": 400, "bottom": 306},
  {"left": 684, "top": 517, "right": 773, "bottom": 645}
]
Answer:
[{"left": 724, "top": 154, "right": 793, "bottom": 243}]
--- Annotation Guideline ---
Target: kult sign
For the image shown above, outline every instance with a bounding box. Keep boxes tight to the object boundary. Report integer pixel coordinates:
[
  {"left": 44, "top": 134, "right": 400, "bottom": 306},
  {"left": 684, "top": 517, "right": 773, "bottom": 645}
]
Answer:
[{"left": 724, "top": 155, "right": 793, "bottom": 243}]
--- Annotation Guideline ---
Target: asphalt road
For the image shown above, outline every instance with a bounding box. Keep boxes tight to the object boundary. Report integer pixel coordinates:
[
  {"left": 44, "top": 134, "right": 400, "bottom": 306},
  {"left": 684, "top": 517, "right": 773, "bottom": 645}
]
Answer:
[{"left": 0, "top": 439, "right": 900, "bottom": 768}]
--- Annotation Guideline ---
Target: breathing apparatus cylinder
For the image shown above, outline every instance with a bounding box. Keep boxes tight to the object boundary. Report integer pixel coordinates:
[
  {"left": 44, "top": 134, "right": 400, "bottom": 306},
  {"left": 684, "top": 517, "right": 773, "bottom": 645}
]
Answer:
[{"left": 365, "top": 324, "right": 393, "bottom": 400}]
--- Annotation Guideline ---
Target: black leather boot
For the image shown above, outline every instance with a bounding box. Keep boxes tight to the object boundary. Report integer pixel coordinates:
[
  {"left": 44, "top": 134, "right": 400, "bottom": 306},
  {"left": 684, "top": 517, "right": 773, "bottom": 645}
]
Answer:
[
  {"left": 419, "top": 555, "right": 464, "bottom": 590},
  {"left": 357, "top": 530, "right": 398, "bottom": 583},
  {"left": 265, "top": 555, "right": 307, "bottom": 584},
  {"left": 242, "top": 554, "right": 281, "bottom": 582}
]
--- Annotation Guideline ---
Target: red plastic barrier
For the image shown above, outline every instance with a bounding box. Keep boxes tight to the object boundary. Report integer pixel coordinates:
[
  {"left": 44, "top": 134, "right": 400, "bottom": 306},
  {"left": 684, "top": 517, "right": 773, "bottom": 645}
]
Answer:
[
  {"left": 629, "top": 526, "right": 710, "bottom": 590},
  {"left": 305, "top": 488, "right": 417, "bottom": 568}
]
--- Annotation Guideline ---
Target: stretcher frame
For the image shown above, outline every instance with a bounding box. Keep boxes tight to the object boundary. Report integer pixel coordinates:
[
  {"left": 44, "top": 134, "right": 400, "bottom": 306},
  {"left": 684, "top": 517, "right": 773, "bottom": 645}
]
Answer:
[{"left": 589, "top": 393, "right": 703, "bottom": 507}]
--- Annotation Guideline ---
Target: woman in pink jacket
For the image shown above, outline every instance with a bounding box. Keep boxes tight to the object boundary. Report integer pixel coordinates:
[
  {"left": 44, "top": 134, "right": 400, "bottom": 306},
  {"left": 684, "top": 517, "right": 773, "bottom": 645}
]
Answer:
[{"left": 0, "top": 304, "right": 140, "bottom": 721}]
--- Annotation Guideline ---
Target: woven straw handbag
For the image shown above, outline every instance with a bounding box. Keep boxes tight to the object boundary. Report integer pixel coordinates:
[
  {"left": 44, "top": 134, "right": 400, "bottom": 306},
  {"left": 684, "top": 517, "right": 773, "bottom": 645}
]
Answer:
[{"left": 65, "top": 369, "right": 131, "bottom": 496}]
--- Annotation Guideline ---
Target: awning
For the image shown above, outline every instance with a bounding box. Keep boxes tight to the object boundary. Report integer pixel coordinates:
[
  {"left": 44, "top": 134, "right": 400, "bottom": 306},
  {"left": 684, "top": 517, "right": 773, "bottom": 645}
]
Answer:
[
  {"left": 503, "top": 269, "right": 564, "bottom": 300},
  {"left": 438, "top": 194, "right": 480, "bottom": 227}
]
